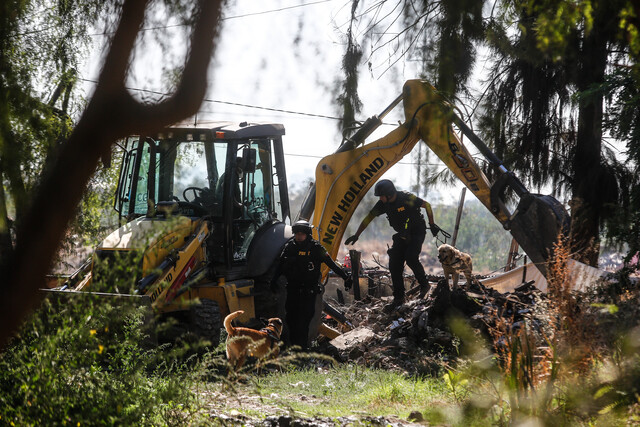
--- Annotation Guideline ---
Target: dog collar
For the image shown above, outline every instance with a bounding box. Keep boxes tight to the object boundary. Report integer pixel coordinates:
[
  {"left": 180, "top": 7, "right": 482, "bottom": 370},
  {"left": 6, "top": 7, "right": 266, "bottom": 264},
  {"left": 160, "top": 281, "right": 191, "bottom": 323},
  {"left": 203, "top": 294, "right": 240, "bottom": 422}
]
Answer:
[
  {"left": 442, "top": 257, "right": 462, "bottom": 267},
  {"left": 260, "top": 328, "right": 281, "bottom": 346}
]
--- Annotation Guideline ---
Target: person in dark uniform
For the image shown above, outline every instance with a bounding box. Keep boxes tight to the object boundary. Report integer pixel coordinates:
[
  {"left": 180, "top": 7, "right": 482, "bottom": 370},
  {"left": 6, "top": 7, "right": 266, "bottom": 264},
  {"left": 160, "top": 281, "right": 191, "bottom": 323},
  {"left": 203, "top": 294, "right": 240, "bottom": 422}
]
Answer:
[
  {"left": 271, "top": 220, "right": 352, "bottom": 349},
  {"left": 214, "top": 157, "right": 244, "bottom": 218},
  {"left": 345, "top": 179, "right": 442, "bottom": 308}
]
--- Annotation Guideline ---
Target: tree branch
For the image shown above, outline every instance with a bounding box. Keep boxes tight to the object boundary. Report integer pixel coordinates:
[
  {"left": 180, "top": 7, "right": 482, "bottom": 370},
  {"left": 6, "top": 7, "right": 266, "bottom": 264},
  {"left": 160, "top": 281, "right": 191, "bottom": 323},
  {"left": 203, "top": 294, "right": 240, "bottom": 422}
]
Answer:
[{"left": 0, "top": 0, "right": 223, "bottom": 350}]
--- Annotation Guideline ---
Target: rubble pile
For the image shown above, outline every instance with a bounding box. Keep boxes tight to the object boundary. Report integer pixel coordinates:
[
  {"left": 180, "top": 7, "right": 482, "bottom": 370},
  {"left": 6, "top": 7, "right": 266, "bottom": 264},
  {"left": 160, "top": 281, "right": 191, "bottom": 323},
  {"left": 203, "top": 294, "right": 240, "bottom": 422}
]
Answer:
[{"left": 319, "top": 278, "right": 547, "bottom": 375}]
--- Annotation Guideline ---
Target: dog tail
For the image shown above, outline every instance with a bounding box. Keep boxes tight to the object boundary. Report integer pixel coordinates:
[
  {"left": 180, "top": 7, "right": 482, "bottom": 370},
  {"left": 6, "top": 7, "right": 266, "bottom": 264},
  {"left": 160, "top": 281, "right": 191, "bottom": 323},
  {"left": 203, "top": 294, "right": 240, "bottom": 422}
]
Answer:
[{"left": 223, "top": 310, "right": 244, "bottom": 337}]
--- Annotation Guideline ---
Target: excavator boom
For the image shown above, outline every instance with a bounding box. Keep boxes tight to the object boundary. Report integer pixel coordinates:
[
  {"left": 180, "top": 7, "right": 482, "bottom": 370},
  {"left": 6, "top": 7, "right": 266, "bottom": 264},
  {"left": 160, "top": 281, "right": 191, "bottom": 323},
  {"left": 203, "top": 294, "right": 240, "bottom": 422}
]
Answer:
[{"left": 312, "top": 80, "right": 568, "bottom": 278}]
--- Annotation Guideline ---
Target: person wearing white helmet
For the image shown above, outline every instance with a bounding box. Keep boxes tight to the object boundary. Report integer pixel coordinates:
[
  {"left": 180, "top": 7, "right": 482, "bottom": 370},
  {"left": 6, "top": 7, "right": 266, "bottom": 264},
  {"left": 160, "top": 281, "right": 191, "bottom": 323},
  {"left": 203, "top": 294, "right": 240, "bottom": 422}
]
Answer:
[
  {"left": 345, "top": 179, "right": 442, "bottom": 309},
  {"left": 271, "top": 220, "right": 352, "bottom": 349}
]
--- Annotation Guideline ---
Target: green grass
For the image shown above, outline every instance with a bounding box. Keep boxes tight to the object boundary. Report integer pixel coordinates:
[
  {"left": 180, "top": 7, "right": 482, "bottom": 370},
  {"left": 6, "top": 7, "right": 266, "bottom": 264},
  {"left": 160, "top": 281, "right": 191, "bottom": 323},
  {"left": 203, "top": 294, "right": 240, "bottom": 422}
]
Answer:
[
  {"left": 202, "top": 360, "right": 510, "bottom": 426},
  {"left": 237, "top": 365, "right": 455, "bottom": 423}
]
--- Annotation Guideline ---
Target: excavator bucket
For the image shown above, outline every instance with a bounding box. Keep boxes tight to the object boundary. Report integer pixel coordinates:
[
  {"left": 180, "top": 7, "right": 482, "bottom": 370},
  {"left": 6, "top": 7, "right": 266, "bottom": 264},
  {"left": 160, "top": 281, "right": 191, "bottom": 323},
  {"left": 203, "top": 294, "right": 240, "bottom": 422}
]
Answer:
[{"left": 508, "top": 194, "right": 570, "bottom": 277}]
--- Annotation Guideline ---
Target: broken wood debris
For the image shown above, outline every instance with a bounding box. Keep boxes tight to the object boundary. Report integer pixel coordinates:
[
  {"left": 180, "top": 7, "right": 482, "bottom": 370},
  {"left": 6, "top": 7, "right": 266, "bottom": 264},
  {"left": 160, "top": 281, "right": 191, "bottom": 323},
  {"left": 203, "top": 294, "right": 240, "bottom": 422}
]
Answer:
[{"left": 318, "top": 278, "right": 549, "bottom": 375}]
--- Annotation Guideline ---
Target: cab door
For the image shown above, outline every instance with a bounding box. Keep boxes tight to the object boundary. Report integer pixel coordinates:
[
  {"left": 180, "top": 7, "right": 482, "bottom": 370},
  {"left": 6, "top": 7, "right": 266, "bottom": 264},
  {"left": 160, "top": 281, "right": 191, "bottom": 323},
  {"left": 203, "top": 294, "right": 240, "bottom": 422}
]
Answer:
[{"left": 114, "top": 136, "right": 158, "bottom": 222}]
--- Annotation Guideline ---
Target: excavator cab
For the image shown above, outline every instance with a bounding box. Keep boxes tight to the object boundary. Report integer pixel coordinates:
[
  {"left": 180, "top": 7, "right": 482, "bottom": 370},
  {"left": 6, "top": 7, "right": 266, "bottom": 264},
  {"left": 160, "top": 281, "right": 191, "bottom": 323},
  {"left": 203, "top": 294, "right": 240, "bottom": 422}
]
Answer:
[{"left": 114, "top": 122, "right": 290, "bottom": 271}]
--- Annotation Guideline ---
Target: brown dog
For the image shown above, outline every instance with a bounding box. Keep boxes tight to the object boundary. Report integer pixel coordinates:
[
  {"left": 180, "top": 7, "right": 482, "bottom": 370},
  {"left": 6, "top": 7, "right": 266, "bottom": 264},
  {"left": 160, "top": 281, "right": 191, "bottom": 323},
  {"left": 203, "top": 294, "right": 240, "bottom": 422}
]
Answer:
[
  {"left": 437, "top": 244, "right": 473, "bottom": 290},
  {"left": 224, "top": 310, "right": 283, "bottom": 371}
]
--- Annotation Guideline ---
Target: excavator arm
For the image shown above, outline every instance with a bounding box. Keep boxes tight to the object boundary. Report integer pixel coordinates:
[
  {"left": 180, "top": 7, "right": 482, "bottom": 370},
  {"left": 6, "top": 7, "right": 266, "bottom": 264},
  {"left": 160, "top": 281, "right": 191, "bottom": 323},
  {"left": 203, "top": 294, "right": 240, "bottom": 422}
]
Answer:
[{"left": 310, "top": 79, "right": 568, "bottom": 278}]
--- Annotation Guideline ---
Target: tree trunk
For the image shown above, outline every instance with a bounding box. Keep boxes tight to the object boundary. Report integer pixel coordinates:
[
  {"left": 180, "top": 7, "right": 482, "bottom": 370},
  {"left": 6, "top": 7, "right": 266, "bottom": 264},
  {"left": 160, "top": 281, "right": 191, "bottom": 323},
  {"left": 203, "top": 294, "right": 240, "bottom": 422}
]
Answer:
[
  {"left": 571, "top": 19, "right": 609, "bottom": 267},
  {"left": 0, "top": 160, "right": 12, "bottom": 261},
  {"left": 0, "top": 0, "right": 223, "bottom": 350}
]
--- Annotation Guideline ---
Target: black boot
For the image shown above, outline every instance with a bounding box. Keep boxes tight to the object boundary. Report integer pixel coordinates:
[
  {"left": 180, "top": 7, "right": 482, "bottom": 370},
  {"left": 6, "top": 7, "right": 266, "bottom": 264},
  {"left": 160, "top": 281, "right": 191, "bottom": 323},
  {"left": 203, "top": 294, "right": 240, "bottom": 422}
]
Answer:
[
  {"left": 418, "top": 282, "right": 431, "bottom": 298},
  {"left": 383, "top": 297, "right": 405, "bottom": 313}
]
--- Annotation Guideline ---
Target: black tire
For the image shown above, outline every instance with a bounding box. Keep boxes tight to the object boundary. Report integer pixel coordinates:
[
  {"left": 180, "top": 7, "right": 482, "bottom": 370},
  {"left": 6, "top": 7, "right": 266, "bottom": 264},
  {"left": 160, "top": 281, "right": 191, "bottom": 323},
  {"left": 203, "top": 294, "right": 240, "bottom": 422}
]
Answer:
[{"left": 188, "top": 298, "right": 222, "bottom": 347}]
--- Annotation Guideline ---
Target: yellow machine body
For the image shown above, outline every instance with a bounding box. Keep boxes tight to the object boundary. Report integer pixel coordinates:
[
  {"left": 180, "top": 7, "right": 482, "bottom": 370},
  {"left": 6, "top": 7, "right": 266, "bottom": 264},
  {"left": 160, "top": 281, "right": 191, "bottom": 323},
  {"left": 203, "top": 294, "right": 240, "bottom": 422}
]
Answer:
[
  {"left": 74, "top": 215, "right": 255, "bottom": 323},
  {"left": 313, "top": 80, "right": 499, "bottom": 273}
]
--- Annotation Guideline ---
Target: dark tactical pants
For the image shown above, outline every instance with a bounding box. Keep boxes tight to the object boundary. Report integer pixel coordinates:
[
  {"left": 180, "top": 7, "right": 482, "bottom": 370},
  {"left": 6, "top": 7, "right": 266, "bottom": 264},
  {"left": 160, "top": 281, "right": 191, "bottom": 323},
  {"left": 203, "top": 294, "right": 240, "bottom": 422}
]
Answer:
[
  {"left": 388, "top": 232, "right": 428, "bottom": 301},
  {"left": 285, "top": 286, "right": 317, "bottom": 349}
]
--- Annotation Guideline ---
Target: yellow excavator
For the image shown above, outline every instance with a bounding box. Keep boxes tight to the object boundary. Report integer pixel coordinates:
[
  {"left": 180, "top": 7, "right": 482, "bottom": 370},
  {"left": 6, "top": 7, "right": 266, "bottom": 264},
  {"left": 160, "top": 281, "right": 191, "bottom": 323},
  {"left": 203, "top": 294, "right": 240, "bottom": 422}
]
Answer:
[{"left": 54, "top": 80, "right": 569, "bottom": 344}]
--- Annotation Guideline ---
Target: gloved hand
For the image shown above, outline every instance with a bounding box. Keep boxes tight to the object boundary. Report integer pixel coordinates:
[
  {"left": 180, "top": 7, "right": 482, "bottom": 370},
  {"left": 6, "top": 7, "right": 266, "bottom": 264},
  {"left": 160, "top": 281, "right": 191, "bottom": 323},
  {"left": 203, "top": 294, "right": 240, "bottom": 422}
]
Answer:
[
  {"left": 343, "top": 274, "right": 353, "bottom": 291},
  {"left": 345, "top": 234, "right": 359, "bottom": 245},
  {"left": 430, "top": 223, "right": 442, "bottom": 237}
]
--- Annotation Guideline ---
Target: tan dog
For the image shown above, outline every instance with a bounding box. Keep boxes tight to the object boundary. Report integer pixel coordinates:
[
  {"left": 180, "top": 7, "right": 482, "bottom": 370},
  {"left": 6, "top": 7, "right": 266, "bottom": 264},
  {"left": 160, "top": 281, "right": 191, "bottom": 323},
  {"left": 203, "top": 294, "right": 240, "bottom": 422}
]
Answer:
[
  {"left": 437, "top": 244, "right": 473, "bottom": 290},
  {"left": 224, "top": 310, "right": 283, "bottom": 371}
]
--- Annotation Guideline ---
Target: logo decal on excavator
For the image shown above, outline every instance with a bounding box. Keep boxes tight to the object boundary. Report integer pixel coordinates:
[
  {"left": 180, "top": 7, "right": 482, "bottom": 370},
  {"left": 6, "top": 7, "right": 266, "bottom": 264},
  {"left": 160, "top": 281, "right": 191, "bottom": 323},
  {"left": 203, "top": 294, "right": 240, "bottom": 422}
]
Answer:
[
  {"left": 164, "top": 256, "right": 196, "bottom": 303},
  {"left": 150, "top": 274, "right": 171, "bottom": 302},
  {"left": 322, "top": 156, "right": 385, "bottom": 246}
]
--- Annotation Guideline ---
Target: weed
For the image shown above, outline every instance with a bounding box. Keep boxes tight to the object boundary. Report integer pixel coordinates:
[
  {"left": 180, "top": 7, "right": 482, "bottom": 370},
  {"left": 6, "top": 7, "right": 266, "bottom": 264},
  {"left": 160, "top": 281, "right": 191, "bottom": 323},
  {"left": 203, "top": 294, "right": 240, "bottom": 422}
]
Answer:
[
  {"left": 440, "top": 235, "right": 640, "bottom": 425},
  {"left": 0, "top": 293, "right": 215, "bottom": 425},
  {"left": 443, "top": 368, "right": 469, "bottom": 403}
]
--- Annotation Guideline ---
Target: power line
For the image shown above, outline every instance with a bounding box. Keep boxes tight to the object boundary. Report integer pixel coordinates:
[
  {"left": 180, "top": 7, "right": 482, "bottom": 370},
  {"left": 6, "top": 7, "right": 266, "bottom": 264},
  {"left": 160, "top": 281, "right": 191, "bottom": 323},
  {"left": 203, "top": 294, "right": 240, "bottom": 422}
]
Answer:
[
  {"left": 76, "top": 79, "right": 439, "bottom": 167},
  {"left": 78, "top": 77, "right": 399, "bottom": 126},
  {"left": 221, "top": 0, "right": 333, "bottom": 20},
  {"left": 200, "top": 99, "right": 343, "bottom": 121},
  {"left": 79, "top": 77, "right": 443, "bottom": 168},
  {"left": 284, "top": 150, "right": 444, "bottom": 167},
  {"left": 78, "top": 77, "right": 342, "bottom": 120},
  {"left": 87, "top": 0, "right": 334, "bottom": 37}
]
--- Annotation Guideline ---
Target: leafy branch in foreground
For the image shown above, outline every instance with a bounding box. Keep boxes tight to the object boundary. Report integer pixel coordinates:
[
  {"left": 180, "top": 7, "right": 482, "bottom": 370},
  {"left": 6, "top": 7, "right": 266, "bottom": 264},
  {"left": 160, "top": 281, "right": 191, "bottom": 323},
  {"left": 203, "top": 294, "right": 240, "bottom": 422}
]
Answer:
[{"left": 0, "top": 295, "right": 214, "bottom": 425}]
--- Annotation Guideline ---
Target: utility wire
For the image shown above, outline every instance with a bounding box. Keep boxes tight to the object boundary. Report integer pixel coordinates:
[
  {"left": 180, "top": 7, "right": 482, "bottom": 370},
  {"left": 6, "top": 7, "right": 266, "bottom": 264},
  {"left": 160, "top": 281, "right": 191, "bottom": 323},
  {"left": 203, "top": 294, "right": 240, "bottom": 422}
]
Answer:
[
  {"left": 77, "top": 77, "right": 400, "bottom": 125},
  {"left": 200, "top": 99, "right": 342, "bottom": 121},
  {"left": 87, "top": 0, "right": 333, "bottom": 37},
  {"left": 12, "top": 0, "right": 333, "bottom": 38},
  {"left": 221, "top": 0, "right": 333, "bottom": 20},
  {"left": 285, "top": 151, "right": 444, "bottom": 167},
  {"left": 78, "top": 77, "right": 441, "bottom": 166}
]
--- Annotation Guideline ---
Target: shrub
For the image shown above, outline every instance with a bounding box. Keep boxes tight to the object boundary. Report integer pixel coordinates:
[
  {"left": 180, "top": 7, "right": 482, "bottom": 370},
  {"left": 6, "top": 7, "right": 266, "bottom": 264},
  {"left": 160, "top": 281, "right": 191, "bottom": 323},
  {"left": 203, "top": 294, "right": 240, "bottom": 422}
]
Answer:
[{"left": 0, "top": 294, "right": 204, "bottom": 426}]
